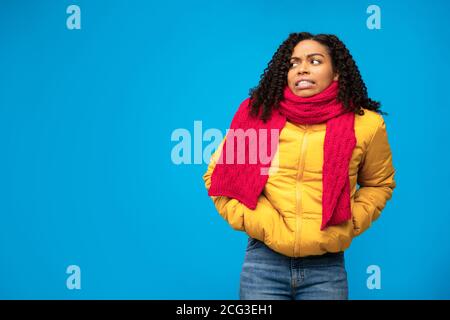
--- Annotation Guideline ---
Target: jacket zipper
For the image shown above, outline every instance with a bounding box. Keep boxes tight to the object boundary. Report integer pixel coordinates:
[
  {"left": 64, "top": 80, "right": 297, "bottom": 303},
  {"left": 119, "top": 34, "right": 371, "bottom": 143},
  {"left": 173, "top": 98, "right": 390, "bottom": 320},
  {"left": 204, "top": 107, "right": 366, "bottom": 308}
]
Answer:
[{"left": 294, "top": 124, "right": 309, "bottom": 257}]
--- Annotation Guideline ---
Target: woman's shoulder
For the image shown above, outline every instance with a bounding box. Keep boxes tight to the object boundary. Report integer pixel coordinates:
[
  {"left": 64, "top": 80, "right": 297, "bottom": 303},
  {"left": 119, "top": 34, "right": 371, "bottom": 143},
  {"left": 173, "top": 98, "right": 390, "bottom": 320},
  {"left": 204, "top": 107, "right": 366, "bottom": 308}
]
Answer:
[
  {"left": 355, "top": 107, "right": 385, "bottom": 129},
  {"left": 354, "top": 108, "right": 387, "bottom": 144}
]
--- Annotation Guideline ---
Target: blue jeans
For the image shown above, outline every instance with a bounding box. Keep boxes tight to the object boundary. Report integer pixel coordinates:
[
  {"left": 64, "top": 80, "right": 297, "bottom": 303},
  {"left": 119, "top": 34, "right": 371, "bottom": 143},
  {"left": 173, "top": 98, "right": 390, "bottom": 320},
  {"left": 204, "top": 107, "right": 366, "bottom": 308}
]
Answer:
[{"left": 239, "top": 237, "right": 349, "bottom": 300}]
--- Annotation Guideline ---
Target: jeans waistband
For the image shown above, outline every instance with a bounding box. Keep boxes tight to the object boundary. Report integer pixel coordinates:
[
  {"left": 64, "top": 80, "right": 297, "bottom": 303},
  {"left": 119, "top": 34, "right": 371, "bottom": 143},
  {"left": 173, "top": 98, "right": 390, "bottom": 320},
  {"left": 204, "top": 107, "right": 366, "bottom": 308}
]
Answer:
[{"left": 299, "top": 251, "right": 344, "bottom": 259}]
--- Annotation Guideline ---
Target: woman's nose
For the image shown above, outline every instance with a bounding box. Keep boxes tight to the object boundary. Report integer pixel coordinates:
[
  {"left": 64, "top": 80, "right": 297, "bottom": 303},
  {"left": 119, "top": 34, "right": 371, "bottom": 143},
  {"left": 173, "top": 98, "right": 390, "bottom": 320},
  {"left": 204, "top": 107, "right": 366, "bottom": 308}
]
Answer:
[{"left": 297, "top": 62, "right": 309, "bottom": 74}]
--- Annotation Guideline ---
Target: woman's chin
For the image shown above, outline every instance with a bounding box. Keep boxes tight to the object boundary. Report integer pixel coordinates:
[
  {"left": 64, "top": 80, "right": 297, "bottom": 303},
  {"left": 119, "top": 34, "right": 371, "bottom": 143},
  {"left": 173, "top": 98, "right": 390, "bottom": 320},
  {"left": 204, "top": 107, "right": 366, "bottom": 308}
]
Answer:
[{"left": 291, "top": 86, "right": 318, "bottom": 97}]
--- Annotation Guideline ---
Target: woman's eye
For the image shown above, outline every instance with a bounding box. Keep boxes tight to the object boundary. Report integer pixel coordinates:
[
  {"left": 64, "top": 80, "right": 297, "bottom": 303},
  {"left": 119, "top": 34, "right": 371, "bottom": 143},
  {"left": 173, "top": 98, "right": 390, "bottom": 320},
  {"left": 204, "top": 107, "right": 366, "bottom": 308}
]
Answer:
[{"left": 289, "top": 59, "right": 321, "bottom": 68}]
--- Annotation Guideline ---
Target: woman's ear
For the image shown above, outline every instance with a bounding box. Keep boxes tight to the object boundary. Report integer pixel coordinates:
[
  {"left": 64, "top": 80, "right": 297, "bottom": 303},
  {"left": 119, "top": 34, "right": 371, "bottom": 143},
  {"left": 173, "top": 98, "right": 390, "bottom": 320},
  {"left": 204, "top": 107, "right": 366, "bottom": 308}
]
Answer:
[{"left": 333, "top": 73, "right": 339, "bottom": 81}]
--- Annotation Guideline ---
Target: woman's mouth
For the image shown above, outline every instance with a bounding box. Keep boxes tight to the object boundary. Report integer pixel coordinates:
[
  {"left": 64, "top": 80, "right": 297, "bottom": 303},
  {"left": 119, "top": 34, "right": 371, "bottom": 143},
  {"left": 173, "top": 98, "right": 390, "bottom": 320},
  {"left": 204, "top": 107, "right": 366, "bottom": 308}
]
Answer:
[{"left": 295, "top": 80, "right": 315, "bottom": 90}]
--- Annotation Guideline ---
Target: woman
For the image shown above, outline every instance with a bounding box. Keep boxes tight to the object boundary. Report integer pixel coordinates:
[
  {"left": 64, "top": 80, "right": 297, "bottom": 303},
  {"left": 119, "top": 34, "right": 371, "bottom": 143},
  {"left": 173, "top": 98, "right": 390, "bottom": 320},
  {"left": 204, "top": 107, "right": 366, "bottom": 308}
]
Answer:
[{"left": 202, "top": 32, "right": 396, "bottom": 300}]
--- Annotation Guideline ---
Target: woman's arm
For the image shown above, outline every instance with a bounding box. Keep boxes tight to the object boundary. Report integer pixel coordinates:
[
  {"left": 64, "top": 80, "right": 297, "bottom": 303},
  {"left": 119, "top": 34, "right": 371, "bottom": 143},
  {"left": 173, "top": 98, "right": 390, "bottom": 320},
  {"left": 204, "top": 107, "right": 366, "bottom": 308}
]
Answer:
[
  {"left": 202, "top": 138, "right": 284, "bottom": 242},
  {"left": 352, "top": 117, "right": 397, "bottom": 236}
]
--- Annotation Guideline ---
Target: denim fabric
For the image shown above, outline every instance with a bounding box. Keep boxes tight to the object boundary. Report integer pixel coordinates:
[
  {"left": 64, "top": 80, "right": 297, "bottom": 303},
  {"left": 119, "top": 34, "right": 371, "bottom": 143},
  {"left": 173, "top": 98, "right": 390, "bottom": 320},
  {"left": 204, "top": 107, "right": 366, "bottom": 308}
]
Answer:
[{"left": 239, "top": 237, "right": 349, "bottom": 300}]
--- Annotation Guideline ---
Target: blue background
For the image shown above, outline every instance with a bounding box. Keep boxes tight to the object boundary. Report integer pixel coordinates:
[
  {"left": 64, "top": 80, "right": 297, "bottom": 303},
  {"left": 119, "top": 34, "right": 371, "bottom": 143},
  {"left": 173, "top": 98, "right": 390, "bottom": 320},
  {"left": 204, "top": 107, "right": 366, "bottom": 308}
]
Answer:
[{"left": 0, "top": 0, "right": 449, "bottom": 299}]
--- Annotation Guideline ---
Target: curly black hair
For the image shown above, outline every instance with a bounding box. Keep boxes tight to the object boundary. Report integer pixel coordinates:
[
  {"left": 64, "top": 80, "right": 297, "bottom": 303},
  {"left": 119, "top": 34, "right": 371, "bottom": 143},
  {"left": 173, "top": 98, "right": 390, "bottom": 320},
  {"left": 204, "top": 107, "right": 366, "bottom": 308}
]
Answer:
[{"left": 248, "top": 32, "right": 386, "bottom": 123}]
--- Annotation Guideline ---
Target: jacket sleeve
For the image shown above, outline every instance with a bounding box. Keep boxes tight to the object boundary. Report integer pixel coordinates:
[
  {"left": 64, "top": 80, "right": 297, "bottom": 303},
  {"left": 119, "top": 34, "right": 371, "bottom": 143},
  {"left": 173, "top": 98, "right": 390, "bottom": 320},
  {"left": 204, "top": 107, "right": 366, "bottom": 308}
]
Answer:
[
  {"left": 352, "top": 117, "right": 396, "bottom": 237},
  {"left": 202, "top": 138, "right": 282, "bottom": 242}
]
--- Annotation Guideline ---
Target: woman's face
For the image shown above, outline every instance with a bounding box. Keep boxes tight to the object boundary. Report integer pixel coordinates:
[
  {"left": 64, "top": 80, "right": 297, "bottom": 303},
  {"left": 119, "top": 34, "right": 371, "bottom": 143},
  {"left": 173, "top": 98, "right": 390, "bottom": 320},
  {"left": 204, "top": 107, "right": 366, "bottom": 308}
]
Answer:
[{"left": 287, "top": 40, "right": 339, "bottom": 97}]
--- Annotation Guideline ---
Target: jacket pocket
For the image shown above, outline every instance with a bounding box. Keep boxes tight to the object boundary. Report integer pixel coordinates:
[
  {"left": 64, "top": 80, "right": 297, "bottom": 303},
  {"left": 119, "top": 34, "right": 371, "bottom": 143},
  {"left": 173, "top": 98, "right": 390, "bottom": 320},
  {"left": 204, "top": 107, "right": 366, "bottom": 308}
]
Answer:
[
  {"left": 351, "top": 201, "right": 372, "bottom": 237},
  {"left": 351, "top": 199, "right": 358, "bottom": 236}
]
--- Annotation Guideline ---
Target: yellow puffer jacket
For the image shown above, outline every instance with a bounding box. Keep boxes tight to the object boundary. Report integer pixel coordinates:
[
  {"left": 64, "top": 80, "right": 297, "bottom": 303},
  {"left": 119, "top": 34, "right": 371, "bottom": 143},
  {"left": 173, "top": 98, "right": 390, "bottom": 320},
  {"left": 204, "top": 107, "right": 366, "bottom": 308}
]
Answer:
[{"left": 202, "top": 107, "right": 396, "bottom": 257}]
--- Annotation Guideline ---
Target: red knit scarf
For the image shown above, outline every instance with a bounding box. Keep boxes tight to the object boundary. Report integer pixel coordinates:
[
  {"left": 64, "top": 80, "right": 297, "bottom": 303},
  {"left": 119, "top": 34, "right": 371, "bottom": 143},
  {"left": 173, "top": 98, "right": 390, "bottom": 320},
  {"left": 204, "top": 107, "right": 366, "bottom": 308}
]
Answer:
[{"left": 208, "top": 80, "right": 356, "bottom": 230}]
